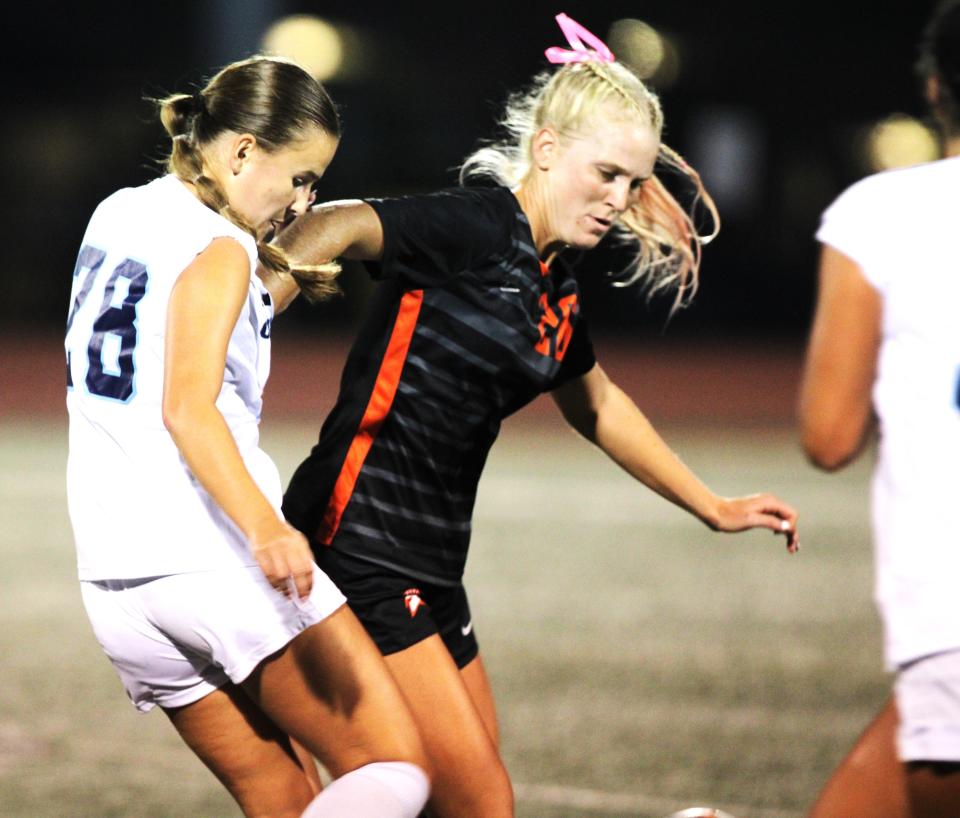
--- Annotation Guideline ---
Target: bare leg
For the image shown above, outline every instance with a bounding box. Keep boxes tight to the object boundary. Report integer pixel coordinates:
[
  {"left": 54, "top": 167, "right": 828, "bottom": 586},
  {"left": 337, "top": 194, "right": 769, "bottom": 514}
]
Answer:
[
  {"left": 905, "top": 762, "right": 960, "bottom": 818},
  {"left": 244, "top": 605, "right": 428, "bottom": 777},
  {"left": 166, "top": 684, "right": 316, "bottom": 818},
  {"left": 460, "top": 654, "right": 500, "bottom": 747},
  {"left": 808, "top": 696, "right": 909, "bottom": 818},
  {"left": 169, "top": 605, "right": 429, "bottom": 818},
  {"left": 385, "top": 637, "right": 514, "bottom": 818},
  {"left": 290, "top": 738, "right": 323, "bottom": 795}
]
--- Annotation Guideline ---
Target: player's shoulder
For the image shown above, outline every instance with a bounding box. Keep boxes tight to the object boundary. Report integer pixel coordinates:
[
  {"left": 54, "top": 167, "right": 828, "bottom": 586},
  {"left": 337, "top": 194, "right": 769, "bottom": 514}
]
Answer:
[
  {"left": 87, "top": 176, "right": 257, "bottom": 273},
  {"left": 366, "top": 184, "right": 520, "bottom": 272},
  {"left": 433, "top": 183, "right": 516, "bottom": 209},
  {"left": 86, "top": 179, "right": 150, "bottom": 225},
  {"left": 371, "top": 184, "right": 516, "bottom": 227},
  {"left": 82, "top": 178, "right": 163, "bottom": 253},
  {"left": 194, "top": 235, "right": 253, "bottom": 266},
  {"left": 156, "top": 176, "right": 257, "bottom": 262},
  {"left": 97, "top": 175, "right": 249, "bottom": 235},
  {"left": 447, "top": 184, "right": 519, "bottom": 225},
  {"left": 832, "top": 157, "right": 959, "bottom": 209}
]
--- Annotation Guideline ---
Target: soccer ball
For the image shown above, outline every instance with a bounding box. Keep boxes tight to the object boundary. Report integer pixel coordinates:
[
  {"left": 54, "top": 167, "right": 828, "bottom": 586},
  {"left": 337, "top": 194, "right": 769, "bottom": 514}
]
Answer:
[{"left": 666, "top": 810, "right": 737, "bottom": 818}]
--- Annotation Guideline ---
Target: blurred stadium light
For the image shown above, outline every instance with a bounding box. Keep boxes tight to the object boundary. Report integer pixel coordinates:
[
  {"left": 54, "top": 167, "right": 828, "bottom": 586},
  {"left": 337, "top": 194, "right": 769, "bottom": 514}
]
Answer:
[
  {"left": 685, "top": 105, "right": 766, "bottom": 219},
  {"left": 262, "top": 15, "right": 359, "bottom": 82},
  {"left": 865, "top": 113, "right": 939, "bottom": 171},
  {"left": 608, "top": 18, "right": 680, "bottom": 87}
]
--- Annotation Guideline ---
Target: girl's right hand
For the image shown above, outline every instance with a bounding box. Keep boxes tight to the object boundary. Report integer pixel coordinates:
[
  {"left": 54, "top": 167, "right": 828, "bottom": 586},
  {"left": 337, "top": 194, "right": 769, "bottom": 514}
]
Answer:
[
  {"left": 250, "top": 518, "right": 315, "bottom": 599},
  {"left": 712, "top": 493, "right": 800, "bottom": 554}
]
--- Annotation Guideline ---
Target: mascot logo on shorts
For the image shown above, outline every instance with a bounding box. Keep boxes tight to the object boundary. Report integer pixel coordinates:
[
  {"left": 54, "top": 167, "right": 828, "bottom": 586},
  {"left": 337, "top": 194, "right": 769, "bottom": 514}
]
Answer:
[{"left": 403, "top": 588, "right": 426, "bottom": 618}]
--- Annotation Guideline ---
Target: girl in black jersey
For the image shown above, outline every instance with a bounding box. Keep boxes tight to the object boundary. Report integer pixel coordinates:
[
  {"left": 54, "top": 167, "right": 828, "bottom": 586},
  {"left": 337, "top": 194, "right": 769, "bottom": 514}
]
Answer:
[{"left": 265, "top": 15, "right": 800, "bottom": 818}]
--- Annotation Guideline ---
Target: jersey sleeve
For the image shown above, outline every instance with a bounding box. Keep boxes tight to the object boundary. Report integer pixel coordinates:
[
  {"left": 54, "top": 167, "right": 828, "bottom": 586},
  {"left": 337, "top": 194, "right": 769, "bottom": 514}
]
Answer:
[
  {"left": 553, "top": 310, "right": 597, "bottom": 388},
  {"left": 815, "top": 174, "right": 893, "bottom": 292},
  {"left": 364, "top": 187, "right": 515, "bottom": 288}
]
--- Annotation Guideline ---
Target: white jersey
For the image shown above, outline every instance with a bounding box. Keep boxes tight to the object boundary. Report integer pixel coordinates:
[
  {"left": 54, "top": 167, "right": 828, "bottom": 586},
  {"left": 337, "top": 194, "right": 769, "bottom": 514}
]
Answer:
[
  {"left": 817, "top": 156, "right": 960, "bottom": 668},
  {"left": 66, "top": 174, "right": 278, "bottom": 580}
]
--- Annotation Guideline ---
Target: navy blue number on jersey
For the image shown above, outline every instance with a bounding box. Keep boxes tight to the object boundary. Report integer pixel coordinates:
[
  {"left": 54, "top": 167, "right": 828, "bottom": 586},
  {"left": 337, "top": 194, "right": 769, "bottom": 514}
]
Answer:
[
  {"left": 66, "top": 245, "right": 149, "bottom": 402},
  {"left": 955, "top": 368, "right": 960, "bottom": 412},
  {"left": 66, "top": 245, "right": 106, "bottom": 388}
]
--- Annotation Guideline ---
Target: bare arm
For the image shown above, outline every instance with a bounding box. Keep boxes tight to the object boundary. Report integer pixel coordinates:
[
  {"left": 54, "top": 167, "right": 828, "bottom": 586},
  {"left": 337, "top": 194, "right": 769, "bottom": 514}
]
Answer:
[
  {"left": 259, "top": 200, "right": 385, "bottom": 312},
  {"left": 553, "top": 363, "right": 799, "bottom": 551},
  {"left": 798, "top": 244, "right": 882, "bottom": 471},
  {"left": 162, "top": 237, "right": 314, "bottom": 597}
]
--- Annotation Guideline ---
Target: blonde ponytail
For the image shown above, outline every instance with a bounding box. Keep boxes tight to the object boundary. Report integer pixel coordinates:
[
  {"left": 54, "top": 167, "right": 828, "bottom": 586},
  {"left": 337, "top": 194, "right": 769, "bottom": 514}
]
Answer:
[{"left": 461, "top": 61, "right": 718, "bottom": 309}]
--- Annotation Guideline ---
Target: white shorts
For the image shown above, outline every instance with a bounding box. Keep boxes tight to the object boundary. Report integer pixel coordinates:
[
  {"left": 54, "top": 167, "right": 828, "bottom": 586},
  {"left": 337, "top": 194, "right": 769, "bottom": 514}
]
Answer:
[
  {"left": 896, "top": 649, "right": 960, "bottom": 762},
  {"left": 80, "top": 564, "right": 346, "bottom": 713}
]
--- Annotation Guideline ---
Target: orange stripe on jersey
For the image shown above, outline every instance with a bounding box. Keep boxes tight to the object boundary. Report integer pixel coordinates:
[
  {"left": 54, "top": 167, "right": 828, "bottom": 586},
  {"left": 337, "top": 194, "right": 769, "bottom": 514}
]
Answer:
[
  {"left": 317, "top": 289, "right": 425, "bottom": 545},
  {"left": 539, "top": 260, "right": 550, "bottom": 277}
]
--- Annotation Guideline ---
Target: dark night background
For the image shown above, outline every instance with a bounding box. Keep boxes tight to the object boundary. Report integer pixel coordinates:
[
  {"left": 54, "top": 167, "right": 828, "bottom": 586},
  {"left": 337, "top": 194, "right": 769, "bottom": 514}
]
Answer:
[{"left": 2, "top": 0, "right": 941, "bottom": 345}]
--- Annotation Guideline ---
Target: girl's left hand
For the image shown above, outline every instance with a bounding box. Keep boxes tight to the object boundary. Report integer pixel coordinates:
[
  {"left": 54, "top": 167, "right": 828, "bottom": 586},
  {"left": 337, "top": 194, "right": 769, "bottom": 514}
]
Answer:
[{"left": 713, "top": 493, "right": 800, "bottom": 553}]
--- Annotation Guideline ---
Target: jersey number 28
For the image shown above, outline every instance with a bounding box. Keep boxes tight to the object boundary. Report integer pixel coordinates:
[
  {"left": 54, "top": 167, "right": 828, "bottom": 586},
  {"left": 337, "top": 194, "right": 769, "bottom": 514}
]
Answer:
[{"left": 66, "top": 244, "right": 149, "bottom": 402}]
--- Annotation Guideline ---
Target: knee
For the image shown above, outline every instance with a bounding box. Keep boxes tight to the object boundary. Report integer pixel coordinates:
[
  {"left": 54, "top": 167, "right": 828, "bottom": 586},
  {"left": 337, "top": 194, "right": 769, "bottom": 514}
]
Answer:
[
  {"left": 404, "top": 741, "right": 432, "bottom": 782},
  {"left": 227, "top": 765, "right": 315, "bottom": 818},
  {"left": 430, "top": 756, "right": 513, "bottom": 818},
  {"left": 383, "top": 715, "right": 433, "bottom": 779},
  {"left": 233, "top": 787, "right": 312, "bottom": 818}
]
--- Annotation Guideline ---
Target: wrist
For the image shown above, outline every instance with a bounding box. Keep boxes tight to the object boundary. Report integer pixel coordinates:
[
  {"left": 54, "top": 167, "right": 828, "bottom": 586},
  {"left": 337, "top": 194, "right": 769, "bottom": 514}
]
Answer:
[
  {"left": 699, "top": 495, "right": 724, "bottom": 530},
  {"left": 244, "top": 511, "right": 286, "bottom": 547}
]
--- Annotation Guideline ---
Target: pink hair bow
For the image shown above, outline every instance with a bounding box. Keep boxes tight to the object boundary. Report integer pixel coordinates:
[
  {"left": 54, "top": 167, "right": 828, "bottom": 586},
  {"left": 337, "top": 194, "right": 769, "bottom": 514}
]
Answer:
[{"left": 544, "top": 12, "right": 615, "bottom": 64}]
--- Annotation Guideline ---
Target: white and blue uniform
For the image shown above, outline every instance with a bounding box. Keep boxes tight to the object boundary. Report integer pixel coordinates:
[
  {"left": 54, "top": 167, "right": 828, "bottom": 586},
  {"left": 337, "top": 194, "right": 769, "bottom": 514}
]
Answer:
[
  {"left": 66, "top": 174, "right": 275, "bottom": 579},
  {"left": 817, "top": 156, "right": 960, "bottom": 759},
  {"left": 65, "top": 175, "right": 344, "bottom": 711}
]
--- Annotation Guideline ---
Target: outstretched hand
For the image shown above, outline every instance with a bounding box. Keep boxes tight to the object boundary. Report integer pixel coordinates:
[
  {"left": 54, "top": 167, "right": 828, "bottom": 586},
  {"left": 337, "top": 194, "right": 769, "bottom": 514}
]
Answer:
[
  {"left": 250, "top": 519, "right": 316, "bottom": 599},
  {"left": 713, "top": 493, "right": 800, "bottom": 553}
]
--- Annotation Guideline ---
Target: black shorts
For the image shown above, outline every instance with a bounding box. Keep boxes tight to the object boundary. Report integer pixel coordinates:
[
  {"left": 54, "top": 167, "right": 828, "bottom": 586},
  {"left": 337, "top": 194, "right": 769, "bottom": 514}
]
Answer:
[{"left": 315, "top": 547, "right": 479, "bottom": 669}]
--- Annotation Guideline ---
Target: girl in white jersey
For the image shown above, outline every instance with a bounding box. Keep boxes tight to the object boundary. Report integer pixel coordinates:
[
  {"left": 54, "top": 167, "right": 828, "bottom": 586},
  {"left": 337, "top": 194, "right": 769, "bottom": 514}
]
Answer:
[
  {"left": 64, "top": 56, "right": 429, "bottom": 818},
  {"left": 801, "top": 3, "right": 960, "bottom": 816}
]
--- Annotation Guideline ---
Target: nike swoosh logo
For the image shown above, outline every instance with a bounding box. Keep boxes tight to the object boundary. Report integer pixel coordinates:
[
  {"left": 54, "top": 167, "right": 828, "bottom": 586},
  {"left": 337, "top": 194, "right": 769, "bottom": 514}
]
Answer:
[{"left": 461, "top": 620, "right": 473, "bottom": 637}]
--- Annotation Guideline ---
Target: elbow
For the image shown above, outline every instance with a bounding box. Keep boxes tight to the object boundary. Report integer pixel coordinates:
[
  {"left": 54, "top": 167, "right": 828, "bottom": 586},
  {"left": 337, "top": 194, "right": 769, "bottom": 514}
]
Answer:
[
  {"left": 564, "top": 406, "right": 600, "bottom": 442},
  {"left": 798, "top": 389, "right": 872, "bottom": 471},
  {"left": 804, "top": 445, "right": 853, "bottom": 472},
  {"left": 161, "top": 389, "right": 199, "bottom": 439},
  {"left": 800, "top": 425, "right": 861, "bottom": 472},
  {"left": 161, "top": 398, "right": 183, "bottom": 437}
]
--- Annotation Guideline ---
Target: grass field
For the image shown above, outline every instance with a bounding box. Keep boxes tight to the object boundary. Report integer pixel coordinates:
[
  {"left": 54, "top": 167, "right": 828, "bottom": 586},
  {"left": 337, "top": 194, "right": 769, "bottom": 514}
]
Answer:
[{"left": 0, "top": 415, "right": 884, "bottom": 818}]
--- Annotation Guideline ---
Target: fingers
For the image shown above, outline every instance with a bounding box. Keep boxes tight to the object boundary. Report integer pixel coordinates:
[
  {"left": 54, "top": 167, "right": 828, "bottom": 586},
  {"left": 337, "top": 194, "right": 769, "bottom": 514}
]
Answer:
[
  {"left": 264, "top": 558, "right": 314, "bottom": 600},
  {"left": 289, "top": 564, "right": 314, "bottom": 600},
  {"left": 784, "top": 523, "right": 800, "bottom": 554},
  {"left": 762, "top": 496, "right": 800, "bottom": 554},
  {"left": 751, "top": 513, "right": 800, "bottom": 554},
  {"left": 252, "top": 522, "right": 316, "bottom": 599},
  {"left": 769, "top": 503, "right": 801, "bottom": 554},
  {"left": 720, "top": 494, "right": 800, "bottom": 554}
]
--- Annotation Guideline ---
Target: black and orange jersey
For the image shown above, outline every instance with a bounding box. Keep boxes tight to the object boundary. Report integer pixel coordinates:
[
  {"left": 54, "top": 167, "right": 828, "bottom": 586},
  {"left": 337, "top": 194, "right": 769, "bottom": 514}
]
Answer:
[{"left": 282, "top": 186, "right": 596, "bottom": 586}]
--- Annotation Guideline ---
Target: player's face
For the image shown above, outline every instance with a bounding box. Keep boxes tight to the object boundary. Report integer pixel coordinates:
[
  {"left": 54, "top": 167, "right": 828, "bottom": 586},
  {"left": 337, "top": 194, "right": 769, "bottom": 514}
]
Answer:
[
  {"left": 547, "top": 114, "right": 659, "bottom": 249},
  {"left": 226, "top": 126, "right": 339, "bottom": 239}
]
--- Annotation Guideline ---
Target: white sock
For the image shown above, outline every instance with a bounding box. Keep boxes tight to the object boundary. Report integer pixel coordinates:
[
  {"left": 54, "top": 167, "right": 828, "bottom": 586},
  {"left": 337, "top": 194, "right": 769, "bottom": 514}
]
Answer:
[{"left": 300, "top": 761, "right": 429, "bottom": 818}]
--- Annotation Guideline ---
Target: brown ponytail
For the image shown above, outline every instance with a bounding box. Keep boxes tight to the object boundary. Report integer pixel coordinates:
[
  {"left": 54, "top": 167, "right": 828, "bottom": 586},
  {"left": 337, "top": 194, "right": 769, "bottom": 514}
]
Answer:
[{"left": 156, "top": 57, "right": 341, "bottom": 302}]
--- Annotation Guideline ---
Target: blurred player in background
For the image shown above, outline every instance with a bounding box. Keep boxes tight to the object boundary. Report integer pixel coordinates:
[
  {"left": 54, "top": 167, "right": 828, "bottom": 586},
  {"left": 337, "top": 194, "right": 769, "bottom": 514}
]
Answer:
[
  {"left": 268, "top": 15, "right": 800, "bottom": 818},
  {"left": 64, "top": 56, "right": 429, "bottom": 818},
  {"left": 800, "top": 2, "right": 960, "bottom": 816}
]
